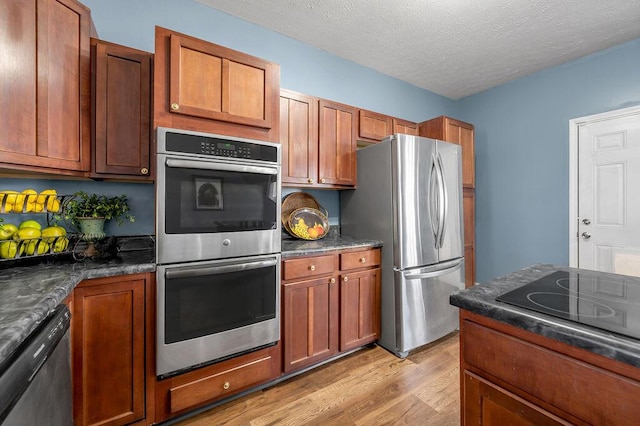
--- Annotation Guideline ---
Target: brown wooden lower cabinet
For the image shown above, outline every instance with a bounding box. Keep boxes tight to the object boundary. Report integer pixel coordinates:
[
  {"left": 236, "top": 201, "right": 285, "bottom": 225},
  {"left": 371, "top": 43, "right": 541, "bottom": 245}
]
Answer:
[
  {"left": 460, "top": 310, "right": 640, "bottom": 425},
  {"left": 282, "top": 247, "right": 381, "bottom": 373},
  {"left": 72, "top": 272, "right": 153, "bottom": 426}
]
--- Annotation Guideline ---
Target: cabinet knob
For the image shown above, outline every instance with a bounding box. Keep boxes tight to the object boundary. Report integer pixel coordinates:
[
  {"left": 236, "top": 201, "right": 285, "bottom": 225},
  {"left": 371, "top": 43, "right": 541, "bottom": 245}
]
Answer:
[
  {"left": 343, "top": 276, "right": 348, "bottom": 282},
  {"left": 223, "top": 381, "right": 230, "bottom": 390},
  {"left": 360, "top": 257, "right": 366, "bottom": 263},
  {"left": 307, "top": 178, "right": 314, "bottom": 184},
  {"left": 320, "top": 178, "right": 326, "bottom": 184},
  {"left": 171, "top": 103, "right": 180, "bottom": 111},
  {"left": 330, "top": 278, "right": 335, "bottom": 284},
  {"left": 309, "top": 265, "right": 315, "bottom": 271},
  {"left": 141, "top": 168, "right": 149, "bottom": 175}
]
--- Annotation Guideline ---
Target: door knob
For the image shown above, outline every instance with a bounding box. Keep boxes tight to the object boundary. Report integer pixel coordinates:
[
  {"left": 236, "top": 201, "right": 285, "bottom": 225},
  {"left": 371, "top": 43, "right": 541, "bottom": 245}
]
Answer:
[
  {"left": 582, "top": 218, "right": 591, "bottom": 225},
  {"left": 581, "top": 232, "right": 591, "bottom": 240}
]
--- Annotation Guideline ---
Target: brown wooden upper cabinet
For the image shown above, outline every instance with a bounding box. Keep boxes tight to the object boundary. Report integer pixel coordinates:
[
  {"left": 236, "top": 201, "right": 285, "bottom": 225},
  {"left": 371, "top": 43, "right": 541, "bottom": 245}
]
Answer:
[
  {"left": 0, "top": 0, "right": 91, "bottom": 176},
  {"left": 91, "top": 39, "right": 153, "bottom": 180},
  {"left": 280, "top": 90, "right": 319, "bottom": 186},
  {"left": 280, "top": 90, "right": 357, "bottom": 188},
  {"left": 318, "top": 100, "right": 358, "bottom": 187},
  {"left": 392, "top": 118, "right": 419, "bottom": 136},
  {"left": 419, "top": 115, "right": 475, "bottom": 188},
  {"left": 154, "top": 27, "right": 280, "bottom": 142},
  {"left": 358, "top": 109, "right": 393, "bottom": 143}
]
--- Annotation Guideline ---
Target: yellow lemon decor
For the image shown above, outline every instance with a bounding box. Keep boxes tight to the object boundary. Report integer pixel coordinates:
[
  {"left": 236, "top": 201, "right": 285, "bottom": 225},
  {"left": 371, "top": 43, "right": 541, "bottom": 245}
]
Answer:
[
  {"left": 0, "top": 241, "right": 24, "bottom": 259},
  {"left": 24, "top": 240, "right": 50, "bottom": 256},
  {"left": 12, "top": 227, "right": 42, "bottom": 241}
]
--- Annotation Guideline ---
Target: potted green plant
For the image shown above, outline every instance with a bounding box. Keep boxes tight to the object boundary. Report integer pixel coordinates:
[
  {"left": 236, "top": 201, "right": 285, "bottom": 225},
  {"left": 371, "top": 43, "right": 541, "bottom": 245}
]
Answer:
[{"left": 62, "top": 191, "right": 135, "bottom": 240}]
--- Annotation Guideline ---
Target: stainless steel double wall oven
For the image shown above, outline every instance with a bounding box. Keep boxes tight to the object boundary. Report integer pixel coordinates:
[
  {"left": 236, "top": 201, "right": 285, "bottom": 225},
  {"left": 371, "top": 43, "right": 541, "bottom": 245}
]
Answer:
[{"left": 155, "top": 127, "right": 281, "bottom": 378}]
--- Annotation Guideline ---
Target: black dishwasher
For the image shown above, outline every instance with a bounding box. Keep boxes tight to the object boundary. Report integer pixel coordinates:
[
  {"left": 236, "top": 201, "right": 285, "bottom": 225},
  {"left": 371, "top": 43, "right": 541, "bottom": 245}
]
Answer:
[{"left": 0, "top": 305, "right": 72, "bottom": 425}]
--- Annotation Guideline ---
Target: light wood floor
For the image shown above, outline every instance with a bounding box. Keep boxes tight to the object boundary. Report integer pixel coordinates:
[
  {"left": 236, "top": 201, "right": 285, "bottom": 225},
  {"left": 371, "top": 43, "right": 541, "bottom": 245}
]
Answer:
[{"left": 176, "top": 332, "right": 460, "bottom": 426}]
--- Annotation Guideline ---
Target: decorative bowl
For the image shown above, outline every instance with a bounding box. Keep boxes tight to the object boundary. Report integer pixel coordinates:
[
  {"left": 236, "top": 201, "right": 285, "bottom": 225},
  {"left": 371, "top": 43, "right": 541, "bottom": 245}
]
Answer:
[{"left": 287, "top": 207, "right": 329, "bottom": 240}]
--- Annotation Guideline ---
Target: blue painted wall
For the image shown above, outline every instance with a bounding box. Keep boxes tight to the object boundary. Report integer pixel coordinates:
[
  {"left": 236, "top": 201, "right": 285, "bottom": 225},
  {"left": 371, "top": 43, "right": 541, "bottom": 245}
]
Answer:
[
  {"left": 458, "top": 38, "right": 640, "bottom": 283},
  {"left": 6, "top": 0, "right": 640, "bottom": 282}
]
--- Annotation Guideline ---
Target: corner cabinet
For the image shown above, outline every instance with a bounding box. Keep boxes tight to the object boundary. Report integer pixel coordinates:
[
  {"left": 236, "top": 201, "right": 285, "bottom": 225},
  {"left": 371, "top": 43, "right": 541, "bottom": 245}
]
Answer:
[
  {"left": 154, "top": 26, "right": 280, "bottom": 142},
  {"left": 420, "top": 115, "right": 476, "bottom": 286},
  {"left": 72, "top": 272, "right": 154, "bottom": 426},
  {"left": 281, "top": 247, "right": 381, "bottom": 373},
  {"left": 460, "top": 310, "right": 640, "bottom": 425},
  {"left": 91, "top": 39, "right": 153, "bottom": 180},
  {"left": 0, "top": 0, "right": 91, "bottom": 176}
]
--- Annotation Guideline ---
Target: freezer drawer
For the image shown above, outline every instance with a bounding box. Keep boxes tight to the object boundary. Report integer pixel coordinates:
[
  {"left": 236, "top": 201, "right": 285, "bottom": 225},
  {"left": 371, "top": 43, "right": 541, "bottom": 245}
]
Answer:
[{"left": 394, "top": 258, "right": 464, "bottom": 356}]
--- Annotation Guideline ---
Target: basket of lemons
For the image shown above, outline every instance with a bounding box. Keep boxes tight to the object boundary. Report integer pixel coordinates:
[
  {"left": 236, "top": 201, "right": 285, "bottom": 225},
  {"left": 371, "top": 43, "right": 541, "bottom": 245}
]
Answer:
[
  {"left": 0, "top": 189, "right": 62, "bottom": 213},
  {"left": 0, "top": 219, "right": 70, "bottom": 260},
  {"left": 287, "top": 207, "right": 329, "bottom": 241}
]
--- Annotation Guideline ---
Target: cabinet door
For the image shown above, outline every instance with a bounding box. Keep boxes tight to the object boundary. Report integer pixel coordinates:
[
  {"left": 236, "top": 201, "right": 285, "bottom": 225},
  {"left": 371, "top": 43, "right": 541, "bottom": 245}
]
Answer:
[
  {"left": 444, "top": 118, "right": 475, "bottom": 188},
  {"left": 283, "top": 275, "right": 339, "bottom": 373},
  {"left": 0, "top": 0, "right": 90, "bottom": 174},
  {"left": 340, "top": 268, "right": 381, "bottom": 351},
  {"left": 91, "top": 39, "right": 152, "bottom": 180},
  {"left": 168, "top": 31, "right": 276, "bottom": 129},
  {"left": 318, "top": 100, "right": 357, "bottom": 187},
  {"left": 280, "top": 90, "right": 318, "bottom": 185},
  {"left": 358, "top": 109, "right": 392, "bottom": 143},
  {"left": 73, "top": 275, "right": 146, "bottom": 426},
  {"left": 463, "top": 371, "right": 569, "bottom": 425},
  {"left": 392, "top": 118, "right": 419, "bottom": 136},
  {"left": 463, "top": 188, "right": 475, "bottom": 286}
]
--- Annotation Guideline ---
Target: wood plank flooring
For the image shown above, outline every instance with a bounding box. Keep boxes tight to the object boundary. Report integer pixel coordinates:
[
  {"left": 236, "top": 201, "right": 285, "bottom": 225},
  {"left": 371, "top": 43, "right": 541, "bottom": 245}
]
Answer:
[{"left": 175, "top": 332, "right": 460, "bottom": 426}]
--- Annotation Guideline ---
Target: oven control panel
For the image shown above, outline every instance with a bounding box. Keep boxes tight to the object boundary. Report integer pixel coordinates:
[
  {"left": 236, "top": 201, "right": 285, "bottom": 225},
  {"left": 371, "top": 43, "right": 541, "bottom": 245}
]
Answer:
[{"left": 164, "top": 131, "right": 278, "bottom": 163}]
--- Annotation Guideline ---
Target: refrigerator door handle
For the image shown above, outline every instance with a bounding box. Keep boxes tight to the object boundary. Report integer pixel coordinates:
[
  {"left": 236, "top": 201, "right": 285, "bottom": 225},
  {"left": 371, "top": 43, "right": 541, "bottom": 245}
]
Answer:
[
  {"left": 436, "top": 152, "right": 448, "bottom": 249},
  {"left": 429, "top": 154, "right": 440, "bottom": 246},
  {"left": 401, "top": 258, "right": 464, "bottom": 280}
]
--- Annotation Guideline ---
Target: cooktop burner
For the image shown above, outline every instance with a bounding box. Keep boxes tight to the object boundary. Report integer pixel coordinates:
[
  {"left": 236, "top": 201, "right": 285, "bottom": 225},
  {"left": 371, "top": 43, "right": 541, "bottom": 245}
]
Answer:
[{"left": 496, "top": 270, "right": 640, "bottom": 340}]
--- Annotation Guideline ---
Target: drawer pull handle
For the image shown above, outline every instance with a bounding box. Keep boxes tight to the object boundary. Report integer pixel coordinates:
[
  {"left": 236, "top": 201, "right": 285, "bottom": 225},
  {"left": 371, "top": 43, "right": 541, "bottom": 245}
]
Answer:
[
  {"left": 360, "top": 257, "right": 366, "bottom": 263},
  {"left": 309, "top": 265, "right": 315, "bottom": 271},
  {"left": 343, "top": 276, "right": 348, "bottom": 282},
  {"left": 223, "top": 381, "right": 230, "bottom": 390},
  {"left": 330, "top": 278, "right": 335, "bottom": 284}
]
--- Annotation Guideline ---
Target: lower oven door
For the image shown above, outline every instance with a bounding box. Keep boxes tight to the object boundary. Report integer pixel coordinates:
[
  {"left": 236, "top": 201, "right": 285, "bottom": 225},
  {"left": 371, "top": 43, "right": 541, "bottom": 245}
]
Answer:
[{"left": 156, "top": 254, "right": 280, "bottom": 378}]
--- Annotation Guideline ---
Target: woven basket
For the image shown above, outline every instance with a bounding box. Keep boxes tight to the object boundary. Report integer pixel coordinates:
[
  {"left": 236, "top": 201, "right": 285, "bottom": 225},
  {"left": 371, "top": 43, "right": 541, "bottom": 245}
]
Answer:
[{"left": 281, "top": 192, "right": 328, "bottom": 237}]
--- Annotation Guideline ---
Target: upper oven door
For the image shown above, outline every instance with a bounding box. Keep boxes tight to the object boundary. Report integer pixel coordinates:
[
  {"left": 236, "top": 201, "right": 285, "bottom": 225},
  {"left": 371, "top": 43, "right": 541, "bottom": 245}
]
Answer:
[{"left": 157, "top": 154, "right": 281, "bottom": 264}]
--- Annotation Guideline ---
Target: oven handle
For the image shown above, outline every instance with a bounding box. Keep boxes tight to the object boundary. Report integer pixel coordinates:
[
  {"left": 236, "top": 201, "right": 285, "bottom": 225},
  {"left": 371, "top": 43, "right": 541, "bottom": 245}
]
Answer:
[
  {"left": 165, "top": 158, "right": 278, "bottom": 175},
  {"left": 165, "top": 259, "right": 278, "bottom": 279}
]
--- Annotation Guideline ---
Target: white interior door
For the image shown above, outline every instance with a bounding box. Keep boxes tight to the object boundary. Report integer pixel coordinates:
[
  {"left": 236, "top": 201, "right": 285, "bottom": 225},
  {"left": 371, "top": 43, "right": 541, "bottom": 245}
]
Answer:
[{"left": 577, "top": 111, "right": 640, "bottom": 277}]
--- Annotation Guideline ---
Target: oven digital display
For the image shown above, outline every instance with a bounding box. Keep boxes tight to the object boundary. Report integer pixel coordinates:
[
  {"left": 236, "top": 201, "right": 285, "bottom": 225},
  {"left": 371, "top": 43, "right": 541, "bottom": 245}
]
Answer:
[{"left": 217, "top": 142, "right": 235, "bottom": 151}]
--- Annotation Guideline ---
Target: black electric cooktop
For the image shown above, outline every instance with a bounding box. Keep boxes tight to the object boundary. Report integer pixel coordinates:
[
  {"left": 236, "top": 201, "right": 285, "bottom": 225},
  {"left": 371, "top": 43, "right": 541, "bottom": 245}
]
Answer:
[{"left": 496, "top": 270, "right": 640, "bottom": 340}]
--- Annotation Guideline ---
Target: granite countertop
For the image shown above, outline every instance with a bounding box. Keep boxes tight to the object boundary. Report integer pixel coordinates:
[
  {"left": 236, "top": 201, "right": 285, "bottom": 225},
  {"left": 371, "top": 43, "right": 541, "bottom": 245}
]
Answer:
[
  {"left": 281, "top": 229, "right": 383, "bottom": 258},
  {"left": 450, "top": 263, "right": 640, "bottom": 368},
  {"left": 0, "top": 240, "right": 155, "bottom": 369},
  {"left": 0, "top": 231, "right": 380, "bottom": 369}
]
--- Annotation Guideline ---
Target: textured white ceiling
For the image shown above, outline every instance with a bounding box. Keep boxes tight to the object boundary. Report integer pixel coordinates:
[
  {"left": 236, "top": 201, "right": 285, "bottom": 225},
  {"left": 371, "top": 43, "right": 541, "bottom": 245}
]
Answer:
[{"left": 196, "top": 0, "right": 640, "bottom": 99}]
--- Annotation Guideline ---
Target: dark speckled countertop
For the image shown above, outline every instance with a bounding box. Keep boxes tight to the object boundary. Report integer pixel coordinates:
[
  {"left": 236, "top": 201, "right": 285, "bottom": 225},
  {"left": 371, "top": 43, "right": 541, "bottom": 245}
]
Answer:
[
  {"left": 0, "top": 232, "right": 380, "bottom": 369},
  {"left": 0, "top": 238, "right": 155, "bottom": 368},
  {"left": 450, "top": 264, "right": 640, "bottom": 368}
]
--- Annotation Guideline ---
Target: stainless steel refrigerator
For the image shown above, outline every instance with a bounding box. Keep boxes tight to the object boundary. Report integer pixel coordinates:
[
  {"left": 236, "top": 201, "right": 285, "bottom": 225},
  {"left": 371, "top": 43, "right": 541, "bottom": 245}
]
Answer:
[{"left": 340, "top": 134, "right": 465, "bottom": 357}]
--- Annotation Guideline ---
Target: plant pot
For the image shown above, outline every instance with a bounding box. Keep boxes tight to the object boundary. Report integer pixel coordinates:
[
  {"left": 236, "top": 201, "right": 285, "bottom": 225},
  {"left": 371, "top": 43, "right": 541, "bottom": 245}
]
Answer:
[{"left": 77, "top": 217, "right": 107, "bottom": 241}]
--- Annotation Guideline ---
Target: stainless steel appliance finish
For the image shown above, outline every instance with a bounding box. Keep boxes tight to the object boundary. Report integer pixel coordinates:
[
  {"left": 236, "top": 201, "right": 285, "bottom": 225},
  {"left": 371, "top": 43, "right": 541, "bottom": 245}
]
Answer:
[
  {"left": 156, "top": 254, "right": 281, "bottom": 377},
  {"left": 341, "top": 134, "right": 465, "bottom": 357},
  {"left": 155, "top": 127, "right": 282, "bottom": 377},
  {"left": 156, "top": 127, "right": 281, "bottom": 265},
  {"left": 0, "top": 305, "right": 72, "bottom": 425}
]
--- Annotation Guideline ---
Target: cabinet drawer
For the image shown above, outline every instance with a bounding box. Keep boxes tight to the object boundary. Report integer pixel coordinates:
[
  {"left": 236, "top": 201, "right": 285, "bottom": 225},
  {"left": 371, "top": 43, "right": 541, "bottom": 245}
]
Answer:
[
  {"left": 169, "top": 355, "right": 273, "bottom": 414},
  {"left": 340, "top": 249, "right": 381, "bottom": 271},
  {"left": 463, "top": 319, "right": 640, "bottom": 424},
  {"left": 283, "top": 254, "right": 337, "bottom": 281}
]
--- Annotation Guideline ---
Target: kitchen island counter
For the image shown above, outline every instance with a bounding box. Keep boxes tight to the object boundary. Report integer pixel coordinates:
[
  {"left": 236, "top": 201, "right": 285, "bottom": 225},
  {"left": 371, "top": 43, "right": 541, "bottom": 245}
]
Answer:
[
  {"left": 450, "top": 263, "right": 640, "bottom": 368},
  {"left": 0, "top": 247, "right": 155, "bottom": 369}
]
